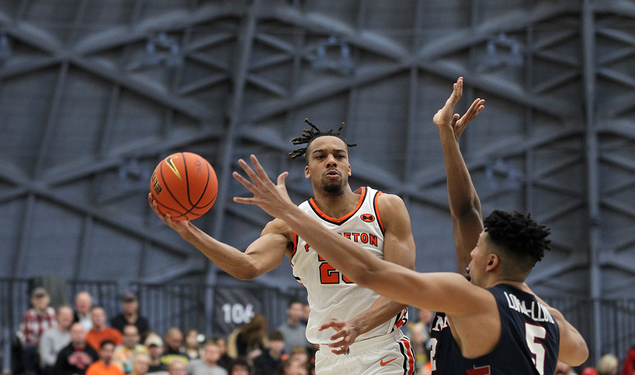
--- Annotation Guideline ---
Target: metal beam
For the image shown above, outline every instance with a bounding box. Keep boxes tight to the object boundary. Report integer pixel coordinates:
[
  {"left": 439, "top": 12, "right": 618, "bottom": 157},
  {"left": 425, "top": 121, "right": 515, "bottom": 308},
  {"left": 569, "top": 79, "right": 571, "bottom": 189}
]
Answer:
[
  {"left": 581, "top": 0, "right": 602, "bottom": 363},
  {"left": 208, "top": 0, "right": 263, "bottom": 284},
  {"left": 0, "top": 165, "right": 192, "bottom": 259},
  {"left": 248, "top": 63, "right": 408, "bottom": 122},
  {"left": 417, "top": 1, "right": 580, "bottom": 61}
]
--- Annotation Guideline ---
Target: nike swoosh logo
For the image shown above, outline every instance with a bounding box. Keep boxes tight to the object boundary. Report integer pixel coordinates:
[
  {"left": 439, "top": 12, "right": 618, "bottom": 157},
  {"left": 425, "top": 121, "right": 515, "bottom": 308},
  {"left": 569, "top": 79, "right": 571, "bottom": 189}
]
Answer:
[
  {"left": 380, "top": 358, "right": 397, "bottom": 366},
  {"left": 166, "top": 156, "right": 183, "bottom": 180}
]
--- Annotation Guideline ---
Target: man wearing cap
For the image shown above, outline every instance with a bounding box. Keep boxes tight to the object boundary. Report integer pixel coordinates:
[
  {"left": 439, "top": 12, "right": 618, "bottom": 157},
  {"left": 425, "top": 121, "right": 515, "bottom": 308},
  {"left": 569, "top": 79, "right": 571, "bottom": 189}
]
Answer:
[
  {"left": 144, "top": 334, "right": 168, "bottom": 374},
  {"left": 17, "top": 287, "right": 57, "bottom": 375},
  {"left": 111, "top": 292, "right": 150, "bottom": 337}
]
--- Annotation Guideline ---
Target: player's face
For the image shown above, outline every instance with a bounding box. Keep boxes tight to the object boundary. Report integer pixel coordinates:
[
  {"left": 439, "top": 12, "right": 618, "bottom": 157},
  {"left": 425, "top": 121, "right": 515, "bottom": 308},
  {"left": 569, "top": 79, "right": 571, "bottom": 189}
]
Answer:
[
  {"left": 466, "top": 231, "right": 491, "bottom": 287},
  {"left": 305, "top": 136, "right": 351, "bottom": 194}
]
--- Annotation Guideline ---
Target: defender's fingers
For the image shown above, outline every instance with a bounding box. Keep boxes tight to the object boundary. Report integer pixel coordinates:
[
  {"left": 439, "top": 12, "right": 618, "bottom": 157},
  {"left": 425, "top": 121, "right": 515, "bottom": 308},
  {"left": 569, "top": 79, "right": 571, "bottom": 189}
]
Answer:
[
  {"left": 276, "top": 172, "right": 289, "bottom": 187},
  {"left": 237, "top": 158, "right": 260, "bottom": 184},
  {"left": 250, "top": 154, "right": 271, "bottom": 181},
  {"left": 232, "top": 171, "right": 256, "bottom": 193}
]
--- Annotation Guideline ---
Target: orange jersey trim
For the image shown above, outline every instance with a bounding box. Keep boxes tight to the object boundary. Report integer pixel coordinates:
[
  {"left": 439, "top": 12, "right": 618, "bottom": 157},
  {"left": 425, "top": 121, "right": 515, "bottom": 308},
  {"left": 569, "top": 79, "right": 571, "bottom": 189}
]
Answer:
[
  {"left": 308, "top": 187, "right": 367, "bottom": 225},
  {"left": 291, "top": 232, "right": 299, "bottom": 263},
  {"left": 373, "top": 191, "right": 385, "bottom": 235}
]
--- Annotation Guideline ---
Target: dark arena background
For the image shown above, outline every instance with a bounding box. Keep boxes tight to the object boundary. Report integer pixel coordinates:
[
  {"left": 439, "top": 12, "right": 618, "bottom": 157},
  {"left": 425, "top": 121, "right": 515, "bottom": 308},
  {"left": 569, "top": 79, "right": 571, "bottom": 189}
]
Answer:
[{"left": 1, "top": 0, "right": 635, "bottom": 372}]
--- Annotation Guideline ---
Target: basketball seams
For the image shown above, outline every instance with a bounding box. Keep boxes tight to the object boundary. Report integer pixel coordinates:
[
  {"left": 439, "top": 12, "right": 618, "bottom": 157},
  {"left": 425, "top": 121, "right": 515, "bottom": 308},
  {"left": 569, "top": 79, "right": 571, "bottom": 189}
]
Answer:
[
  {"left": 158, "top": 158, "right": 189, "bottom": 215},
  {"left": 152, "top": 152, "right": 218, "bottom": 221}
]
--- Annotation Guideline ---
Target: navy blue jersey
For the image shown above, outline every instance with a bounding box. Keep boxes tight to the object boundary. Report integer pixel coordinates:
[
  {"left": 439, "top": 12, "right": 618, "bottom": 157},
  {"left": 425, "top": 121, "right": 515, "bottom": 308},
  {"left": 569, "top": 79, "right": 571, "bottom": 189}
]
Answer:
[
  {"left": 430, "top": 311, "right": 465, "bottom": 374},
  {"left": 430, "top": 284, "right": 560, "bottom": 375}
]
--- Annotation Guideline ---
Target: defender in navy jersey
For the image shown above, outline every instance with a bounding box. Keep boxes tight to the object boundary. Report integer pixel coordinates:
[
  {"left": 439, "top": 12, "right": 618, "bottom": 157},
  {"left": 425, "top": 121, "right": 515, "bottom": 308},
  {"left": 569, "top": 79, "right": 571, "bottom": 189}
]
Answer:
[{"left": 232, "top": 78, "right": 588, "bottom": 375}]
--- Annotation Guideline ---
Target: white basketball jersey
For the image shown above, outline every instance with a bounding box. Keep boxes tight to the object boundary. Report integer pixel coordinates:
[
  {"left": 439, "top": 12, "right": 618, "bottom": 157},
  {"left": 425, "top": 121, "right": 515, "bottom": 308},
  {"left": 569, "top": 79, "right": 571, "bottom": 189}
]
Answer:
[{"left": 292, "top": 186, "right": 407, "bottom": 344}]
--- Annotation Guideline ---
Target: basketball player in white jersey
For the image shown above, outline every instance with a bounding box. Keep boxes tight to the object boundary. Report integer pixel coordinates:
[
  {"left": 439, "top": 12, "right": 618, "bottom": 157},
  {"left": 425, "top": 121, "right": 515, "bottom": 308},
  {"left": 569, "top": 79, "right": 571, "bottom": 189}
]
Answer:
[{"left": 151, "top": 116, "right": 474, "bottom": 373}]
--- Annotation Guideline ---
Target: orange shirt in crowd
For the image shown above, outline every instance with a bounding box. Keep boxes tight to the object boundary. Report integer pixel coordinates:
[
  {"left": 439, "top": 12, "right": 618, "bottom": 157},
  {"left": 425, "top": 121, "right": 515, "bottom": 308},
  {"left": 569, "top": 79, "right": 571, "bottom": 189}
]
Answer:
[
  {"left": 85, "top": 361, "right": 124, "bottom": 375},
  {"left": 86, "top": 328, "right": 123, "bottom": 352}
]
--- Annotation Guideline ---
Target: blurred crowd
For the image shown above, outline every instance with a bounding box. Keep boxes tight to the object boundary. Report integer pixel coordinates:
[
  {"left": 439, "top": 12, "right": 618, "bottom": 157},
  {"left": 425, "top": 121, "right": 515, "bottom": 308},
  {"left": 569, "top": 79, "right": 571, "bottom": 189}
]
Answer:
[
  {"left": 13, "top": 286, "right": 635, "bottom": 375},
  {"left": 12, "top": 288, "right": 319, "bottom": 375}
]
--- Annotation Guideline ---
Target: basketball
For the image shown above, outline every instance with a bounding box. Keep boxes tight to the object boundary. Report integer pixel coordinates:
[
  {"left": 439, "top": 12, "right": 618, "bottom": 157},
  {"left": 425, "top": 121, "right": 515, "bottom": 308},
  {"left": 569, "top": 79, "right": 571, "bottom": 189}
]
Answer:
[{"left": 150, "top": 152, "right": 218, "bottom": 221}]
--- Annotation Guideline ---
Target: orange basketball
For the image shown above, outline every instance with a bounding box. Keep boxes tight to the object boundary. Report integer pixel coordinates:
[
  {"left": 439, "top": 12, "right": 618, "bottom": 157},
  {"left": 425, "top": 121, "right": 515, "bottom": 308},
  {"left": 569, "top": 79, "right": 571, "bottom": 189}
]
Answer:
[{"left": 150, "top": 152, "right": 218, "bottom": 221}]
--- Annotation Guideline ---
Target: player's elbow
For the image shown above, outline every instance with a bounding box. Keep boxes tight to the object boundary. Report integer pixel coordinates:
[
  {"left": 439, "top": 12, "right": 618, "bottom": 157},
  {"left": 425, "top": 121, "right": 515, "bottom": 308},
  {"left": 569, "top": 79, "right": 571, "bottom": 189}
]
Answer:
[
  {"left": 571, "top": 341, "right": 589, "bottom": 367},
  {"left": 562, "top": 338, "right": 589, "bottom": 367},
  {"left": 232, "top": 264, "right": 262, "bottom": 281},
  {"left": 351, "top": 265, "right": 382, "bottom": 290}
]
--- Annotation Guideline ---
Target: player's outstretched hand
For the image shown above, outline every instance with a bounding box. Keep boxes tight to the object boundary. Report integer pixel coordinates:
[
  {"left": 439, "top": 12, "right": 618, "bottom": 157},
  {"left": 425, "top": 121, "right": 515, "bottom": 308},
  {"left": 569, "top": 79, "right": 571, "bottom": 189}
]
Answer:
[
  {"left": 147, "top": 193, "right": 191, "bottom": 235},
  {"left": 233, "top": 155, "right": 295, "bottom": 219},
  {"left": 318, "top": 318, "right": 361, "bottom": 355},
  {"left": 433, "top": 77, "right": 485, "bottom": 141}
]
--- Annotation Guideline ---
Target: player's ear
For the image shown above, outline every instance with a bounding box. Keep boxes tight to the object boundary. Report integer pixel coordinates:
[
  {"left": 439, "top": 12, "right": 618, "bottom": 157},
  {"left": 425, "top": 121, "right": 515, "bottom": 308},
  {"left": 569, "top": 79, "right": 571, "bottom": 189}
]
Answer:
[
  {"left": 348, "top": 164, "right": 351, "bottom": 176},
  {"left": 305, "top": 165, "right": 311, "bottom": 178},
  {"left": 486, "top": 254, "right": 499, "bottom": 272}
]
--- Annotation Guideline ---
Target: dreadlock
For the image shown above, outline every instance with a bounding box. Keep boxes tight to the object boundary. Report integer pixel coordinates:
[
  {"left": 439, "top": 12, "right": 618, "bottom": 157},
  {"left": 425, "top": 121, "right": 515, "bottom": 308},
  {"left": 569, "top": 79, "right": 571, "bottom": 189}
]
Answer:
[
  {"left": 484, "top": 210, "right": 551, "bottom": 276},
  {"left": 289, "top": 118, "right": 357, "bottom": 161}
]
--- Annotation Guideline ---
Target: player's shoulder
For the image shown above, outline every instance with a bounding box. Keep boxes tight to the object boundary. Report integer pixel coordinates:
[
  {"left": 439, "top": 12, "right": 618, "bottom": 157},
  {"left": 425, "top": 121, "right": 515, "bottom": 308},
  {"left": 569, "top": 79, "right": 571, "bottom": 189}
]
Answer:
[{"left": 374, "top": 190, "right": 408, "bottom": 217}]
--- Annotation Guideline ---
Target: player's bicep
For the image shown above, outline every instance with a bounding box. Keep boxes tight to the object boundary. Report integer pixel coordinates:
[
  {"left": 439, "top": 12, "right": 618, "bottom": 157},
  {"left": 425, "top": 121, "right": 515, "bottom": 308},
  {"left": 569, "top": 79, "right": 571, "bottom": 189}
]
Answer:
[{"left": 378, "top": 194, "right": 416, "bottom": 270}]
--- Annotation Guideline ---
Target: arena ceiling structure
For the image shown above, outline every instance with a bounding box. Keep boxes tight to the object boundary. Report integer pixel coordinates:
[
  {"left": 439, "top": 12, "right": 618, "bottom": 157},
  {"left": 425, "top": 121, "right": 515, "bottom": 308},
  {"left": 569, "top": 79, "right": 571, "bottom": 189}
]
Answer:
[{"left": 2, "top": 0, "right": 635, "bottom": 362}]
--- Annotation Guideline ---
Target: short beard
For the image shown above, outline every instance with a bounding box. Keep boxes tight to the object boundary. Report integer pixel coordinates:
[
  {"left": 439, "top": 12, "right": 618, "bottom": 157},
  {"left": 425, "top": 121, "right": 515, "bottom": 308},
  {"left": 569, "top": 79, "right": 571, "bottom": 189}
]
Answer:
[{"left": 323, "top": 183, "right": 342, "bottom": 194}]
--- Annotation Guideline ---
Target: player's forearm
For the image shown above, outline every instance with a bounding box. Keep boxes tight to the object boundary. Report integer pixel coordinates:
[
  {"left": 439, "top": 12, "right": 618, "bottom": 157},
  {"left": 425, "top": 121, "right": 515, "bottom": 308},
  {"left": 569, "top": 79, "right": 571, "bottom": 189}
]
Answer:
[
  {"left": 348, "top": 296, "right": 407, "bottom": 337},
  {"left": 180, "top": 224, "right": 262, "bottom": 280},
  {"left": 438, "top": 126, "right": 480, "bottom": 219}
]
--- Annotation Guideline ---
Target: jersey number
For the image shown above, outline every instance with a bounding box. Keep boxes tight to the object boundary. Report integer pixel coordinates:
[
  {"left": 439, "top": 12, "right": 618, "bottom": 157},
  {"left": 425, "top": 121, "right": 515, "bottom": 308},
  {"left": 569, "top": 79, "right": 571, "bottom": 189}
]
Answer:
[
  {"left": 430, "top": 324, "right": 546, "bottom": 375},
  {"left": 319, "top": 262, "right": 353, "bottom": 284},
  {"left": 525, "top": 323, "right": 547, "bottom": 375}
]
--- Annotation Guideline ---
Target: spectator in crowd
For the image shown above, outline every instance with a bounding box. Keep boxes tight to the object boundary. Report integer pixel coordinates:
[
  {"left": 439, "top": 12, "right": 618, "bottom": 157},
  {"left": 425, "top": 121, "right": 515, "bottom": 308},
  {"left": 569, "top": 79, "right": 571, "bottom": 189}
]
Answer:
[
  {"left": 597, "top": 354, "right": 619, "bottom": 375},
  {"left": 212, "top": 336, "right": 232, "bottom": 370},
  {"left": 186, "top": 341, "right": 227, "bottom": 375},
  {"left": 287, "top": 346, "right": 309, "bottom": 374},
  {"left": 622, "top": 346, "right": 635, "bottom": 375},
  {"left": 111, "top": 292, "right": 150, "bottom": 337},
  {"left": 54, "top": 322, "right": 99, "bottom": 375},
  {"left": 144, "top": 333, "right": 168, "bottom": 374},
  {"left": 555, "top": 360, "right": 578, "bottom": 375},
  {"left": 276, "top": 300, "right": 309, "bottom": 354},
  {"left": 183, "top": 329, "right": 201, "bottom": 360},
  {"left": 130, "top": 352, "right": 151, "bottom": 375},
  {"left": 253, "top": 331, "right": 285, "bottom": 375},
  {"left": 39, "top": 304, "right": 74, "bottom": 374},
  {"left": 17, "top": 286, "right": 57, "bottom": 375},
  {"left": 161, "top": 327, "right": 189, "bottom": 365},
  {"left": 409, "top": 323, "right": 428, "bottom": 373},
  {"left": 232, "top": 315, "right": 269, "bottom": 359},
  {"left": 74, "top": 291, "right": 94, "bottom": 331},
  {"left": 86, "top": 340, "right": 124, "bottom": 375},
  {"left": 114, "top": 324, "right": 147, "bottom": 373},
  {"left": 168, "top": 358, "right": 187, "bottom": 375},
  {"left": 275, "top": 358, "right": 306, "bottom": 375},
  {"left": 87, "top": 306, "right": 123, "bottom": 351},
  {"left": 227, "top": 358, "right": 251, "bottom": 375}
]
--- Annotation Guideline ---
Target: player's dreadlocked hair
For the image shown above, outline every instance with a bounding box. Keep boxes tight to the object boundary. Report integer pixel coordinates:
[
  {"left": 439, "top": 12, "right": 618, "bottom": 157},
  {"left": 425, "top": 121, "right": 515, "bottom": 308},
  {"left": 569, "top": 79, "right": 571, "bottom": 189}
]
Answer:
[
  {"left": 289, "top": 118, "right": 357, "bottom": 161},
  {"left": 484, "top": 210, "right": 551, "bottom": 275}
]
